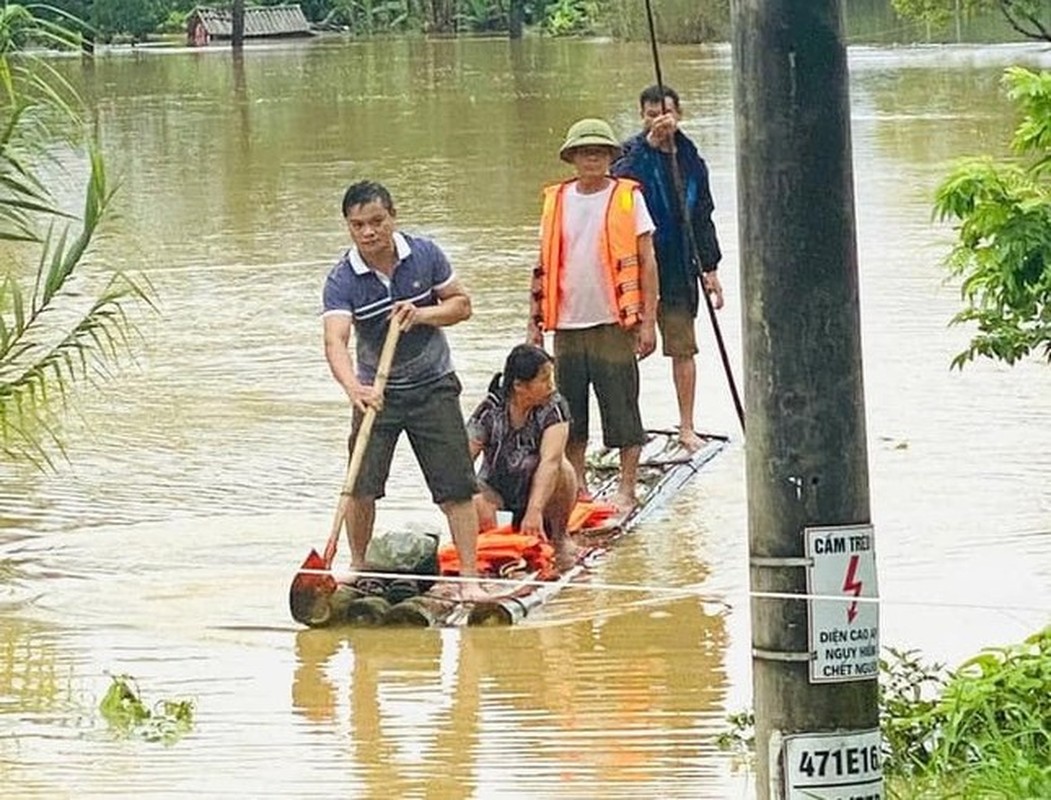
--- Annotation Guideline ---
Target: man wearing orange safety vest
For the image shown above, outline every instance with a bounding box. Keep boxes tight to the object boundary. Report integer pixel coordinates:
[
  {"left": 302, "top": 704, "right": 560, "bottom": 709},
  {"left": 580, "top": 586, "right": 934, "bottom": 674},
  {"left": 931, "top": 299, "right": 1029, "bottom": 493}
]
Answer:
[{"left": 526, "top": 118, "right": 659, "bottom": 515}]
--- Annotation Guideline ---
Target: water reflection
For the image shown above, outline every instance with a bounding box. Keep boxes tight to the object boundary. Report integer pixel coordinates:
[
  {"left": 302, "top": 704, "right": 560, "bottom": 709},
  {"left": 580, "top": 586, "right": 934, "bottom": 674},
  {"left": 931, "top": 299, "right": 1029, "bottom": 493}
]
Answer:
[
  {"left": 0, "top": 617, "right": 71, "bottom": 716},
  {"left": 0, "top": 614, "right": 80, "bottom": 793},
  {"left": 294, "top": 627, "right": 475, "bottom": 799},
  {"left": 292, "top": 596, "right": 731, "bottom": 798}
]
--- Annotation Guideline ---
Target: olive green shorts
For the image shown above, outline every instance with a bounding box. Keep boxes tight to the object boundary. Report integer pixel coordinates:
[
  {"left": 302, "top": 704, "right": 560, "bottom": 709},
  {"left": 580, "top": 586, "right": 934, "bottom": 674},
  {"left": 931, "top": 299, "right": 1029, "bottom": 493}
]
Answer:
[
  {"left": 347, "top": 372, "right": 476, "bottom": 505},
  {"left": 657, "top": 304, "right": 699, "bottom": 358},
  {"left": 553, "top": 324, "right": 645, "bottom": 449}
]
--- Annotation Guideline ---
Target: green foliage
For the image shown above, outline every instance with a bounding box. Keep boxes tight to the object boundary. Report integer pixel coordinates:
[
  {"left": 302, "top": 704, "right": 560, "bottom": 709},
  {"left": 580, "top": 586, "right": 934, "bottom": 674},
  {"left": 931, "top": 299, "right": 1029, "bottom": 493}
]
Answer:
[
  {"left": 606, "top": 0, "right": 729, "bottom": 44},
  {"left": 892, "top": 0, "right": 1051, "bottom": 41},
  {"left": 934, "top": 67, "right": 1051, "bottom": 368},
  {"left": 157, "top": 8, "right": 187, "bottom": 33},
  {"left": 884, "top": 629, "right": 1051, "bottom": 797},
  {"left": 717, "top": 632, "right": 1051, "bottom": 796},
  {"left": 0, "top": 2, "right": 87, "bottom": 53},
  {"left": 91, "top": 0, "right": 167, "bottom": 42},
  {"left": 891, "top": 0, "right": 983, "bottom": 29},
  {"left": 539, "top": 0, "right": 599, "bottom": 36},
  {"left": 308, "top": 0, "right": 722, "bottom": 38},
  {"left": 456, "top": 0, "right": 505, "bottom": 32},
  {"left": 326, "top": 0, "right": 411, "bottom": 34},
  {"left": 0, "top": 4, "right": 155, "bottom": 467},
  {"left": 713, "top": 708, "right": 754, "bottom": 762},
  {"left": 880, "top": 646, "right": 949, "bottom": 776},
  {"left": 99, "top": 674, "right": 195, "bottom": 743},
  {"left": 932, "top": 629, "right": 1051, "bottom": 766},
  {"left": 16, "top": 0, "right": 1051, "bottom": 44}
]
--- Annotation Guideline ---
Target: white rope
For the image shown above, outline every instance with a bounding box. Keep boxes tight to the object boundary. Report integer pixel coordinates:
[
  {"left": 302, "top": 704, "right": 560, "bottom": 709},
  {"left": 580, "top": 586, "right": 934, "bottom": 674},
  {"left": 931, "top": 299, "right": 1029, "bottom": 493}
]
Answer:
[
  {"left": 747, "top": 589, "right": 1051, "bottom": 614},
  {"left": 292, "top": 567, "right": 1051, "bottom": 614},
  {"left": 297, "top": 566, "right": 717, "bottom": 600}
]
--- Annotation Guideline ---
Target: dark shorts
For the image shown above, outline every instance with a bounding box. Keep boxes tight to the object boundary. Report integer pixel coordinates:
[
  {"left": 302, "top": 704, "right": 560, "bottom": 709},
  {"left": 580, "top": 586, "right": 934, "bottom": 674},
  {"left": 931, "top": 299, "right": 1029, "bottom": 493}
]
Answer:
[
  {"left": 657, "top": 304, "right": 698, "bottom": 358},
  {"left": 347, "top": 372, "right": 476, "bottom": 505},
  {"left": 553, "top": 324, "right": 645, "bottom": 449},
  {"left": 477, "top": 479, "right": 527, "bottom": 527}
]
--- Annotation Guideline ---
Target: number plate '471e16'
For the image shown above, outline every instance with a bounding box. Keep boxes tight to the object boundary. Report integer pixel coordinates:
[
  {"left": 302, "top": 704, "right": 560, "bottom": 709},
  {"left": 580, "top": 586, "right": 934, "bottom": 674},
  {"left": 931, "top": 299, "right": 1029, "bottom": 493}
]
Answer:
[{"left": 782, "top": 729, "right": 883, "bottom": 799}]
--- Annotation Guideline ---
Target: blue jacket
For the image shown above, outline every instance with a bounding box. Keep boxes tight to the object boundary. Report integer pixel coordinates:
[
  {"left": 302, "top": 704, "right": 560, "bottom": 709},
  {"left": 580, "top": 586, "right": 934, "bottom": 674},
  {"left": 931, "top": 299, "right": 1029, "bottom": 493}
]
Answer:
[{"left": 612, "top": 130, "right": 722, "bottom": 315}]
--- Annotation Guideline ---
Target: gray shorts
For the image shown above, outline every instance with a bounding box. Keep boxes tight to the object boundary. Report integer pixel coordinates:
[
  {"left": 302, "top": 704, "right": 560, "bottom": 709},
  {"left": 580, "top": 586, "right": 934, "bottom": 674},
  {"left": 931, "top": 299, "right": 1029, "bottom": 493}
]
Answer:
[
  {"left": 348, "top": 372, "right": 476, "bottom": 505},
  {"left": 553, "top": 324, "right": 645, "bottom": 449}
]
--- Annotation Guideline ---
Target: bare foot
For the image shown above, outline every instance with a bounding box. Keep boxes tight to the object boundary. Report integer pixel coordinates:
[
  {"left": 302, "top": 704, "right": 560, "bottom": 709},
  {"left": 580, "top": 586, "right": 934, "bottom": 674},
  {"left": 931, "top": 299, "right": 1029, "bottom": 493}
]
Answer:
[
  {"left": 554, "top": 538, "right": 582, "bottom": 572},
  {"left": 458, "top": 579, "right": 492, "bottom": 603},
  {"left": 612, "top": 492, "right": 637, "bottom": 518},
  {"left": 428, "top": 580, "right": 461, "bottom": 602},
  {"left": 679, "top": 427, "right": 704, "bottom": 453}
]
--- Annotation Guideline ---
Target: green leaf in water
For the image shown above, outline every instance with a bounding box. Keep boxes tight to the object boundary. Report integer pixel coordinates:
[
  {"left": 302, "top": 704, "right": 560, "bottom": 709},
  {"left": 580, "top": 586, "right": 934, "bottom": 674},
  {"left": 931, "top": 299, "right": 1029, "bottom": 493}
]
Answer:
[{"left": 99, "top": 674, "right": 195, "bottom": 744}]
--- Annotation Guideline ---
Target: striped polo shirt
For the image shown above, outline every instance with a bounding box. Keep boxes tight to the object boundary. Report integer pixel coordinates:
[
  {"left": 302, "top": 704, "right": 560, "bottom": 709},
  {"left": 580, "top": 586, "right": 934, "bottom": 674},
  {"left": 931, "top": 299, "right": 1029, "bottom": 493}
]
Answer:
[{"left": 322, "top": 231, "right": 456, "bottom": 390}]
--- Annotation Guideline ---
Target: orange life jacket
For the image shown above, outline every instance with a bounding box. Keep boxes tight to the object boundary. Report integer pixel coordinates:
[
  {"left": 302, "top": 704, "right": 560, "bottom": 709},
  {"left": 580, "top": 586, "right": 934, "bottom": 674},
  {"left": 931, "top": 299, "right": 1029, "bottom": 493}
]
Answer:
[
  {"left": 566, "top": 501, "right": 619, "bottom": 532},
  {"left": 437, "top": 502, "right": 620, "bottom": 577},
  {"left": 439, "top": 528, "right": 555, "bottom": 577},
  {"left": 535, "top": 178, "right": 644, "bottom": 331}
]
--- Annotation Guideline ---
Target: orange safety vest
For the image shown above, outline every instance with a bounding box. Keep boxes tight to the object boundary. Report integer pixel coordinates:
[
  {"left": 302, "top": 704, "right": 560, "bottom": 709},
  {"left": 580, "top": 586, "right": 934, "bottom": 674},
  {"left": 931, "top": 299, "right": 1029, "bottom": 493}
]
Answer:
[
  {"left": 439, "top": 527, "right": 556, "bottom": 578},
  {"left": 437, "top": 502, "right": 620, "bottom": 577},
  {"left": 535, "top": 177, "right": 644, "bottom": 331}
]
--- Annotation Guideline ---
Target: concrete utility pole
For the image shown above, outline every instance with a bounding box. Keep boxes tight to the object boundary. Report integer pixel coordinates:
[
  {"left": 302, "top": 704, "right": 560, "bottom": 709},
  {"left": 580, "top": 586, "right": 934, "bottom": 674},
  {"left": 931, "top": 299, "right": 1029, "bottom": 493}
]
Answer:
[
  {"left": 231, "top": 0, "right": 245, "bottom": 50},
  {"left": 509, "top": 0, "right": 524, "bottom": 39},
  {"left": 730, "top": 2, "right": 882, "bottom": 799}
]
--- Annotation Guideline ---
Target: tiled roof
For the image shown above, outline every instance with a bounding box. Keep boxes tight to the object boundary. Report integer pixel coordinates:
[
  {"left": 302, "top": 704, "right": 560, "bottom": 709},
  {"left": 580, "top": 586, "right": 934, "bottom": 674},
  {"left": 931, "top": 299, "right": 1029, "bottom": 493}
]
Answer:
[{"left": 191, "top": 5, "right": 312, "bottom": 37}]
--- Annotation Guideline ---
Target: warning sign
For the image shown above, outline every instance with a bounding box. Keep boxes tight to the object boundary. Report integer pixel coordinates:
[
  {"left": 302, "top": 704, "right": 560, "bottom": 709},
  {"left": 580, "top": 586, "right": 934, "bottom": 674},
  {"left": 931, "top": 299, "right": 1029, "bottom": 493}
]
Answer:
[
  {"left": 783, "top": 728, "right": 883, "bottom": 799},
  {"left": 804, "top": 524, "right": 879, "bottom": 684}
]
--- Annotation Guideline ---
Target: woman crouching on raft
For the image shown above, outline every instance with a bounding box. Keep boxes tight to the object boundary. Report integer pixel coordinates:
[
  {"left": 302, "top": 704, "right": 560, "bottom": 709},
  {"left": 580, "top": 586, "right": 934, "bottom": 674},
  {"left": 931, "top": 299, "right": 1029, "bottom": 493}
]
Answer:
[{"left": 467, "top": 344, "right": 579, "bottom": 570}]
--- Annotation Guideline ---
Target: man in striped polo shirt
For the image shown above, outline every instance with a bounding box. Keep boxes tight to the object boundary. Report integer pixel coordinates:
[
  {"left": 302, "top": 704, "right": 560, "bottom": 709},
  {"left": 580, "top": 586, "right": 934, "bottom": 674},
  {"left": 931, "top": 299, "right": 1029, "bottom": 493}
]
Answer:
[{"left": 322, "top": 180, "right": 484, "bottom": 600}]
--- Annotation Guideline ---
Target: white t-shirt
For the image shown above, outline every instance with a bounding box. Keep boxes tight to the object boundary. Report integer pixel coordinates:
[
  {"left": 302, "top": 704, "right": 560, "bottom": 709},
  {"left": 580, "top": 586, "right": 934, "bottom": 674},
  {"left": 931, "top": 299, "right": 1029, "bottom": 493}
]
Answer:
[{"left": 556, "top": 180, "right": 655, "bottom": 329}]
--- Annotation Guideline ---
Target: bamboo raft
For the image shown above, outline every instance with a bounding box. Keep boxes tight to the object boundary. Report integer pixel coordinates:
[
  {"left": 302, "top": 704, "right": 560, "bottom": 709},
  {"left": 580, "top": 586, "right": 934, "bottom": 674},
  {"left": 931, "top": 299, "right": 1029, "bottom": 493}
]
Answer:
[{"left": 302, "top": 429, "right": 729, "bottom": 628}]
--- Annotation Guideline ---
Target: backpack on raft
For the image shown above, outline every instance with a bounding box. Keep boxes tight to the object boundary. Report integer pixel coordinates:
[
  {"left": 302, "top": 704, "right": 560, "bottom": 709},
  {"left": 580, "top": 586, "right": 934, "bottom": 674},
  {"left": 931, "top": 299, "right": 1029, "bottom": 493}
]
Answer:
[{"left": 358, "top": 530, "right": 440, "bottom": 603}]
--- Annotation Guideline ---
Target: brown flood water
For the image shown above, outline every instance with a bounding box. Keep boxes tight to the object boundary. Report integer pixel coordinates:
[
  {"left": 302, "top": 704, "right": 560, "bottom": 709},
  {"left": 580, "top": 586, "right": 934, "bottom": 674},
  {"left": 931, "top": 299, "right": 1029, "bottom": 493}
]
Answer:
[{"left": 2, "top": 37, "right": 1051, "bottom": 798}]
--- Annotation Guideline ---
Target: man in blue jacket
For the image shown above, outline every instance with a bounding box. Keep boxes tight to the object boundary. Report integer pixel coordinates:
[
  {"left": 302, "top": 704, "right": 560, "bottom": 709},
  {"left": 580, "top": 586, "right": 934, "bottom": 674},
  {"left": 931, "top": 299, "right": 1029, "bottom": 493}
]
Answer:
[{"left": 612, "top": 84, "right": 724, "bottom": 453}]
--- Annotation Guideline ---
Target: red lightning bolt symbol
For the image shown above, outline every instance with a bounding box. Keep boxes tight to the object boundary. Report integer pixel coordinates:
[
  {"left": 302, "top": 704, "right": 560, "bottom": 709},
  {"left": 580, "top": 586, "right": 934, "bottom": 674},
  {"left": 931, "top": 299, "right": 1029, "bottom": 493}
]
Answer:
[{"left": 843, "top": 554, "right": 863, "bottom": 623}]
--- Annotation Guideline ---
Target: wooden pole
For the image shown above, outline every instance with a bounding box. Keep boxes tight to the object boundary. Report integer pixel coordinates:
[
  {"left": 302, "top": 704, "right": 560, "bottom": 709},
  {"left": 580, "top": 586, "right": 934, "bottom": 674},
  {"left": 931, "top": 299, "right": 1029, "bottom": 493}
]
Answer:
[
  {"left": 730, "top": 1, "right": 880, "bottom": 797},
  {"left": 642, "top": 0, "right": 746, "bottom": 434}
]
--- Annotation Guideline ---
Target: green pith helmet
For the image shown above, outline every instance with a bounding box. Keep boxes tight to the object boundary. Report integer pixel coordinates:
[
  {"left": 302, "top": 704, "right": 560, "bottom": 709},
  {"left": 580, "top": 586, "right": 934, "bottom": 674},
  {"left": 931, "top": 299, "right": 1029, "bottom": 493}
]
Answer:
[{"left": 559, "top": 118, "right": 622, "bottom": 163}]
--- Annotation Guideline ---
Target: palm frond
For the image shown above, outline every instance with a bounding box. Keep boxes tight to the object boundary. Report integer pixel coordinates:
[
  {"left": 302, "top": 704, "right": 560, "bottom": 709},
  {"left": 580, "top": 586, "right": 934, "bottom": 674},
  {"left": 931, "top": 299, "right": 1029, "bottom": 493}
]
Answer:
[
  {"left": 0, "top": 404, "right": 60, "bottom": 469},
  {"left": 1, "top": 146, "right": 155, "bottom": 467},
  {"left": 0, "top": 272, "right": 153, "bottom": 466},
  {"left": 0, "top": 3, "right": 153, "bottom": 469}
]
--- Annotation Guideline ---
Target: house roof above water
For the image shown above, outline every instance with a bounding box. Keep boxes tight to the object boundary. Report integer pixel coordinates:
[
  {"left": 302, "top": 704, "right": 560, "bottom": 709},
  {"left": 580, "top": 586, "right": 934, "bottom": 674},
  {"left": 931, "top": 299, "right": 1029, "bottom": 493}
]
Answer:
[{"left": 189, "top": 5, "right": 313, "bottom": 38}]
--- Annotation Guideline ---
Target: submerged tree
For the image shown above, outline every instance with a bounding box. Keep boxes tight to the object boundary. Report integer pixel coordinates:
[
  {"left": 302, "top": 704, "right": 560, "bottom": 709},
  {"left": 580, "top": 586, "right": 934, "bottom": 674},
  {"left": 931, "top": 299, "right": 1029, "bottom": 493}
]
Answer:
[
  {"left": 935, "top": 67, "right": 1051, "bottom": 368},
  {"left": 0, "top": 4, "right": 153, "bottom": 467}
]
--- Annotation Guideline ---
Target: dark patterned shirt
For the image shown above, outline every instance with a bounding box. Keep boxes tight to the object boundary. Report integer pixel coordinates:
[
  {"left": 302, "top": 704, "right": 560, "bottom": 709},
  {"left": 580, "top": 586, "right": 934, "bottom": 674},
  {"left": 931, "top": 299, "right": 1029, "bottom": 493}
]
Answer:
[{"left": 466, "top": 390, "right": 571, "bottom": 518}]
